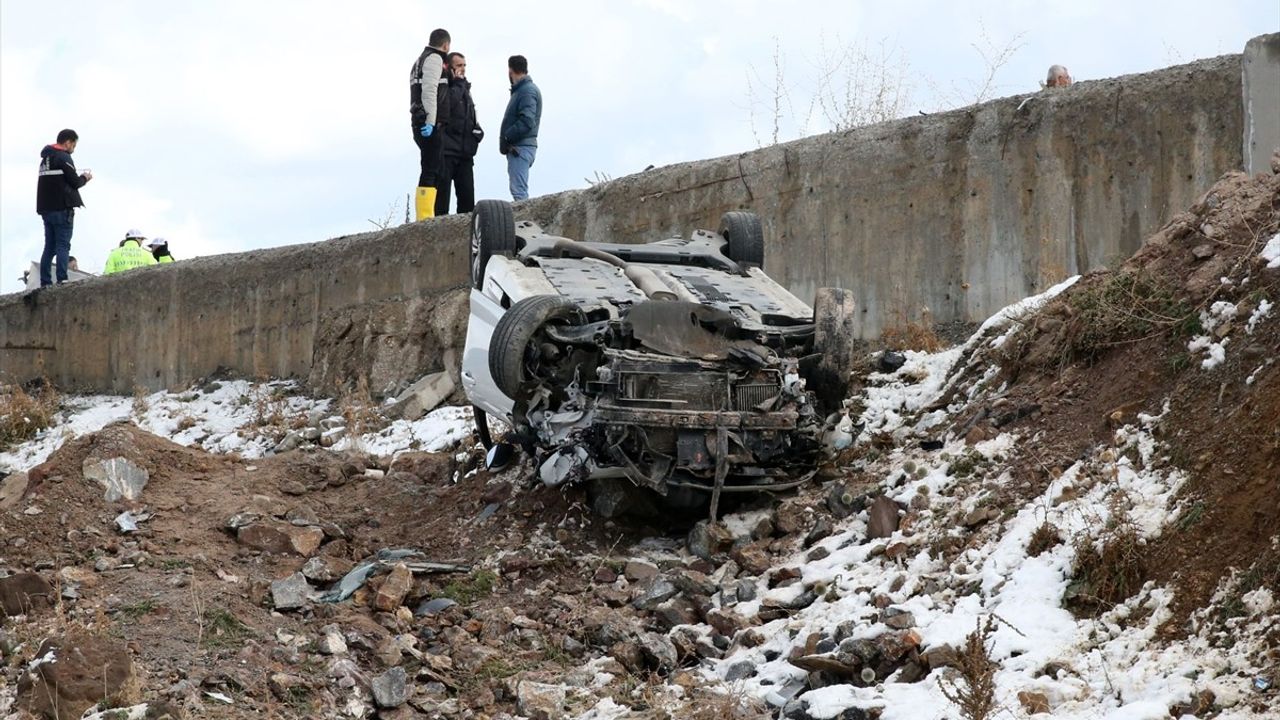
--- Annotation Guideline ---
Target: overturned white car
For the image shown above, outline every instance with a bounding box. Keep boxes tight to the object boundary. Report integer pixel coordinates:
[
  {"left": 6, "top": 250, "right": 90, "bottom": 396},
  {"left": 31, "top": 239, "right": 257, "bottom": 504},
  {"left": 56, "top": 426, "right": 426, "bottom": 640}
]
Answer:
[{"left": 461, "top": 200, "right": 855, "bottom": 515}]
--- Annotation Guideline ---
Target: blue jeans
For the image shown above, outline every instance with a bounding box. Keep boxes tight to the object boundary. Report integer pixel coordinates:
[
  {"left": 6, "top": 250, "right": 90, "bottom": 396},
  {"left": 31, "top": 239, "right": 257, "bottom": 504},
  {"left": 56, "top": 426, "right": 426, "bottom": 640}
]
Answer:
[
  {"left": 507, "top": 145, "right": 536, "bottom": 201},
  {"left": 39, "top": 209, "right": 74, "bottom": 286}
]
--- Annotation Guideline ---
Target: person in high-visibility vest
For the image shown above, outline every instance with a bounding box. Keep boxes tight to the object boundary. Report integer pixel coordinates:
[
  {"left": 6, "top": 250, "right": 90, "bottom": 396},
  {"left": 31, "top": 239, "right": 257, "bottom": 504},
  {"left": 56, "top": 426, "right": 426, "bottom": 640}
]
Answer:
[
  {"left": 104, "top": 229, "right": 158, "bottom": 275},
  {"left": 147, "top": 237, "right": 175, "bottom": 263}
]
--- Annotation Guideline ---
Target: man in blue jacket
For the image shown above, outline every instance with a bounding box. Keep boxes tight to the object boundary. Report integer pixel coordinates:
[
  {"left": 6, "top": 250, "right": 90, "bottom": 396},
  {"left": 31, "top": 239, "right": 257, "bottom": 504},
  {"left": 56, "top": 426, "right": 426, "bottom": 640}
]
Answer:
[
  {"left": 36, "top": 129, "right": 93, "bottom": 287},
  {"left": 500, "top": 55, "right": 542, "bottom": 201}
]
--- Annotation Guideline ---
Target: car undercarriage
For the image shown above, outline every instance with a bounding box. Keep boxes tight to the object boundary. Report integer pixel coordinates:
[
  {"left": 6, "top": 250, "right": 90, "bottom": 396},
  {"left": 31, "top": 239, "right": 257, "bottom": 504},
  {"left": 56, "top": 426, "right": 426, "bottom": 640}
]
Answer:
[{"left": 461, "top": 201, "right": 856, "bottom": 516}]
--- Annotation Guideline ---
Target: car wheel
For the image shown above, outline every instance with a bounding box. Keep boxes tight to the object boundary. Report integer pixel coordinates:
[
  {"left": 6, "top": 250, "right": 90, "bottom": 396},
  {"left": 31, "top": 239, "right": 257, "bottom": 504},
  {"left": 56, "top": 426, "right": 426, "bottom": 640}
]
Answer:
[
  {"left": 471, "top": 200, "right": 517, "bottom": 290},
  {"left": 720, "top": 211, "right": 765, "bottom": 269},
  {"left": 488, "top": 295, "right": 584, "bottom": 400}
]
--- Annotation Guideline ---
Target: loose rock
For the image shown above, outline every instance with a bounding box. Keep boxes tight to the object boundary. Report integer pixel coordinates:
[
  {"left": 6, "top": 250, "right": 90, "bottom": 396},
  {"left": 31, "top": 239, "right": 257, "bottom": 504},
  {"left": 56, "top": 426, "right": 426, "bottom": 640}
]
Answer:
[
  {"left": 81, "top": 457, "right": 149, "bottom": 502},
  {"left": 371, "top": 667, "right": 409, "bottom": 708},
  {"left": 271, "top": 572, "right": 311, "bottom": 610},
  {"left": 0, "top": 572, "right": 55, "bottom": 617},
  {"left": 374, "top": 563, "right": 414, "bottom": 611},
  {"left": 517, "top": 680, "right": 567, "bottom": 720},
  {"left": 16, "top": 632, "right": 138, "bottom": 720}
]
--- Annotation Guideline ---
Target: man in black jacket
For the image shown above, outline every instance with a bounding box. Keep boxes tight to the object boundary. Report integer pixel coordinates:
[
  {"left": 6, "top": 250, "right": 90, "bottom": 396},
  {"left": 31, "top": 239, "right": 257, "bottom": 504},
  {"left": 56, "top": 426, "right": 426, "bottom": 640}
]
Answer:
[
  {"left": 36, "top": 129, "right": 92, "bottom": 288},
  {"left": 435, "top": 52, "right": 484, "bottom": 216},
  {"left": 409, "top": 28, "right": 453, "bottom": 221}
]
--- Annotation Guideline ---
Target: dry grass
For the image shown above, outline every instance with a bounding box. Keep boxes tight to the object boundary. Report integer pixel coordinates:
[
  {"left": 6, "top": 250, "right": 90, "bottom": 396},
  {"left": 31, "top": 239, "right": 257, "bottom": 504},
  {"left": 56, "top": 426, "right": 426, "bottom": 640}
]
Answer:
[
  {"left": 1027, "top": 521, "right": 1062, "bottom": 557},
  {"left": 130, "top": 384, "right": 150, "bottom": 417},
  {"left": 337, "top": 376, "right": 384, "bottom": 437},
  {"left": 1067, "top": 510, "right": 1146, "bottom": 612},
  {"left": 880, "top": 307, "right": 945, "bottom": 352},
  {"left": 938, "top": 616, "right": 999, "bottom": 720},
  {"left": 0, "top": 383, "right": 59, "bottom": 451},
  {"left": 682, "top": 686, "right": 771, "bottom": 719}
]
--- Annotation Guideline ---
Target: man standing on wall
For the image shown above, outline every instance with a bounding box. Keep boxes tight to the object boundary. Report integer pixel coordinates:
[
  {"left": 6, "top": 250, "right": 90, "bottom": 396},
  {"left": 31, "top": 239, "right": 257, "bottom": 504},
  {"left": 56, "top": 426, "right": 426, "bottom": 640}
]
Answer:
[
  {"left": 500, "top": 55, "right": 542, "bottom": 202},
  {"left": 435, "top": 52, "right": 484, "bottom": 216},
  {"left": 36, "top": 129, "right": 92, "bottom": 288},
  {"left": 409, "top": 28, "right": 452, "bottom": 221}
]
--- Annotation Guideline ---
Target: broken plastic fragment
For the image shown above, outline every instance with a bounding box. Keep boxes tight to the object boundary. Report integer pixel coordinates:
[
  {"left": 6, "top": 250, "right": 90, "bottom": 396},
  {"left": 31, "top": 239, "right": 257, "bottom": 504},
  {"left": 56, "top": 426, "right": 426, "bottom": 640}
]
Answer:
[
  {"left": 539, "top": 446, "right": 590, "bottom": 487},
  {"left": 114, "top": 509, "right": 152, "bottom": 533},
  {"left": 485, "top": 443, "right": 515, "bottom": 471},
  {"left": 414, "top": 597, "right": 458, "bottom": 616}
]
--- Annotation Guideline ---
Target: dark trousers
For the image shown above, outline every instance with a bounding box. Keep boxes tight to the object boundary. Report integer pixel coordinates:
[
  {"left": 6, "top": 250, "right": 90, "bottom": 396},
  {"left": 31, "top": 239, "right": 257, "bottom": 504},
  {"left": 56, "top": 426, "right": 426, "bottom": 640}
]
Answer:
[
  {"left": 434, "top": 154, "right": 476, "bottom": 216},
  {"left": 413, "top": 126, "right": 445, "bottom": 187},
  {"left": 39, "top": 209, "right": 74, "bottom": 286}
]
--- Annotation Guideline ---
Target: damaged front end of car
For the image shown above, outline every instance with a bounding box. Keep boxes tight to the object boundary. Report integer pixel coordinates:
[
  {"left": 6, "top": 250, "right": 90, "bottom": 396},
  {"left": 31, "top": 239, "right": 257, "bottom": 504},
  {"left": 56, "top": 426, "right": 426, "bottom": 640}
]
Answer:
[{"left": 500, "top": 295, "right": 824, "bottom": 515}]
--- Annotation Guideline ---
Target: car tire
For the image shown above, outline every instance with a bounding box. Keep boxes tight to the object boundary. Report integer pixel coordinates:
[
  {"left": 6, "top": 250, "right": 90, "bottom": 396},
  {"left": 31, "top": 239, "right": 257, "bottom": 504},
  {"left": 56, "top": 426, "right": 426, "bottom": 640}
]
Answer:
[
  {"left": 488, "top": 295, "right": 584, "bottom": 400},
  {"left": 471, "top": 200, "right": 518, "bottom": 290},
  {"left": 720, "top": 211, "right": 765, "bottom": 269}
]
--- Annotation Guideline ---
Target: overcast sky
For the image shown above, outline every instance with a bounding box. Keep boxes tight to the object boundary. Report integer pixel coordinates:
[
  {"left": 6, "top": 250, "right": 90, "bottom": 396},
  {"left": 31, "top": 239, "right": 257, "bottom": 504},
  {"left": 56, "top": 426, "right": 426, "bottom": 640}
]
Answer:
[{"left": 1, "top": 0, "right": 1275, "bottom": 293}]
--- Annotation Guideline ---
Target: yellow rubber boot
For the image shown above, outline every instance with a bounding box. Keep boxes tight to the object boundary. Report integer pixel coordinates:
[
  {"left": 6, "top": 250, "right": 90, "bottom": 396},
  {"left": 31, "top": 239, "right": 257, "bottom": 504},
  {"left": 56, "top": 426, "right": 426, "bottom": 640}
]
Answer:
[{"left": 415, "top": 187, "right": 437, "bottom": 221}]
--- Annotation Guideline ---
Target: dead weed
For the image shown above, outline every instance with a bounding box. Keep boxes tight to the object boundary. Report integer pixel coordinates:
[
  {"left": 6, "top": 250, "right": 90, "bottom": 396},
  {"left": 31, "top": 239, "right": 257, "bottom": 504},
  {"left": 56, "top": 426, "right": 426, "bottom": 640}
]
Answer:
[{"left": 0, "top": 382, "right": 59, "bottom": 451}]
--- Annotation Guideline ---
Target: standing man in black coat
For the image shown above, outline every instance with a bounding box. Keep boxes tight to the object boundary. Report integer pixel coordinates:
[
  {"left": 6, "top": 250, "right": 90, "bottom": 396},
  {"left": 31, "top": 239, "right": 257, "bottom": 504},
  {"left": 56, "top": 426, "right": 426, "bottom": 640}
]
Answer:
[
  {"left": 435, "top": 52, "right": 484, "bottom": 216},
  {"left": 36, "top": 129, "right": 92, "bottom": 288},
  {"left": 409, "top": 28, "right": 452, "bottom": 221}
]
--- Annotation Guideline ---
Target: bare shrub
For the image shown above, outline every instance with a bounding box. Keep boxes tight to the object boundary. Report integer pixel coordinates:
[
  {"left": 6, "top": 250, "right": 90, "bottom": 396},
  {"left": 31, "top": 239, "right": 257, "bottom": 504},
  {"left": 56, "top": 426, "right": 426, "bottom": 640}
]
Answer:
[
  {"left": 811, "top": 35, "right": 912, "bottom": 132},
  {"left": 927, "top": 21, "right": 1026, "bottom": 109},
  {"left": 337, "top": 376, "right": 384, "bottom": 437},
  {"left": 1067, "top": 508, "right": 1146, "bottom": 612},
  {"left": 880, "top": 307, "right": 945, "bottom": 352},
  {"left": 746, "top": 23, "right": 1026, "bottom": 146},
  {"left": 1064, "top": 270, "right": 1195, "bottom": 363},
  {"left": 747, "top": 34, "right": 910, "bottom": 146},
  {"left": 368, "top": 195, "right": 408, "bottom": 230},
  {"left": 683, "top": 685, "right": 771, "bottom": 719},
  {"left": 131, "top": 385, "right": 151, "bottom": 417},
  {"left": 0, "top": 383, "right": 59, "bottom": 451},
  {"left": 939, "top": 616, "right": 999, "bottom": 720},
  {"left": 1027, "top": 521, "right": 1062, "bottom": 557}
]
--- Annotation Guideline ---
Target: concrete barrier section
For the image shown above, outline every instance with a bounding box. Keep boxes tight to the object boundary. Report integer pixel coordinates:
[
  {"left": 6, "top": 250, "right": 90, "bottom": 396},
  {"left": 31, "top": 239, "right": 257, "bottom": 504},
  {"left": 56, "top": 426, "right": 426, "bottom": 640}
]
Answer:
[{"left": 2, "top": 47, "right": 1267, "bottom": 396}]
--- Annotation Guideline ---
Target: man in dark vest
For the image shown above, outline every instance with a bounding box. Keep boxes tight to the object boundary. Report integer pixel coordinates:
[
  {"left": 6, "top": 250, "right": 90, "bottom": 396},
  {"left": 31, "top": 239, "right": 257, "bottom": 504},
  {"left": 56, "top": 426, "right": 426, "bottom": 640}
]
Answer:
[
  {"left": 409, "top": 28, "right": 452, "bottom": 220},
  {"left": 435, "top": 52, "right": 484, "bottom": 216}
]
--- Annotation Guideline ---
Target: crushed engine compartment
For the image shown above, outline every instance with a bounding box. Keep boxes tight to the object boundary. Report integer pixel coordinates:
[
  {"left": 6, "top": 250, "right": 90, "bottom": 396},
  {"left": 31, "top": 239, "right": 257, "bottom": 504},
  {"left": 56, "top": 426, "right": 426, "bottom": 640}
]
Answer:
[{"left": 510, "top": 297, "right": 824, "bottom": 506}]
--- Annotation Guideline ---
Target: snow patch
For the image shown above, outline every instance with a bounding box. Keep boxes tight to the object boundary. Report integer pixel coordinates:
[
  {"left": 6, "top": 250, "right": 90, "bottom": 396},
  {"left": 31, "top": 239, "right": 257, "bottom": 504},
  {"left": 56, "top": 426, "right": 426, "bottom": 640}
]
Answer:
[
  {"left": 1245, "top": 299, "right": 1272, "bottom": 334},
  {"left": 1187, "top": 335, "right": 1228, "bottom": 370},
  {"left": 1261, "top": 232, "right": 1280, "bottom": 268}
]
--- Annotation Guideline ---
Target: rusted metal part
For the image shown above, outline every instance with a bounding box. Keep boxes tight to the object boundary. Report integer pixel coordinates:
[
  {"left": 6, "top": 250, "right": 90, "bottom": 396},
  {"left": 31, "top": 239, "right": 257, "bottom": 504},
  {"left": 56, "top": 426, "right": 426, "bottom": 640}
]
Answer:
[
  {"left": 667, "top": 470, "right": 817, "bottom": 494},
  {"left": 709, "top": 426, "right": 729, "bottom": 520},
  {"left": 595, "top": 405, "right": 799, "bottom": 430},
  {"left": 626, "top": 300, "right": 764, "bottom": 361}
]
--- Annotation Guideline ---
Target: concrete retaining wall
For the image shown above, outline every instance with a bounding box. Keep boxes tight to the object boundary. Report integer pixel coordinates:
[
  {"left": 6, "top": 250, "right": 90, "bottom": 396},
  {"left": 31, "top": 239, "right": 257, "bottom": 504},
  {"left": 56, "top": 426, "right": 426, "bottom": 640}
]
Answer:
[
  {"left": 0, "top": 52, "right": 1256, "bottom": 395},
  {"left": 1244, "top": 33, "right": 1280, "bottom": 175}
]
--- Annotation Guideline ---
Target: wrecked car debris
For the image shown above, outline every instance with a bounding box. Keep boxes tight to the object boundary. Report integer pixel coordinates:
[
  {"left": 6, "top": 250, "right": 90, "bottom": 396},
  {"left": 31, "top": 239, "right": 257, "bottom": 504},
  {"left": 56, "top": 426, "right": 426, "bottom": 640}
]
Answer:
[
  {"left": 114, "top": 508, "right": 152, "bottom": 533},
  {"left": 317, "top": 548, "right": 470, "bottom": 603},
  {"left": 461, "top": 200, "right": 857, "bottom": 514}
]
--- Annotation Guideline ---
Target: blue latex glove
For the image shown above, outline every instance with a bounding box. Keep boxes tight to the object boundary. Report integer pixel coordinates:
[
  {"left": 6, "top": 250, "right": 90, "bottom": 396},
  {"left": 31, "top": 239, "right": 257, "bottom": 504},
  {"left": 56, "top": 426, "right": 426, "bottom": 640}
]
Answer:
[{"left": 419, "top": 124, "right": 434, "bottom": 138}]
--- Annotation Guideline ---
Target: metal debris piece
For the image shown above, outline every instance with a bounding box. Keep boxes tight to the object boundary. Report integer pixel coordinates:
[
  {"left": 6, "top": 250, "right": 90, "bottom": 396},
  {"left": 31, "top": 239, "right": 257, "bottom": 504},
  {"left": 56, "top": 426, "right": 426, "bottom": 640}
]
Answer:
[
  {"left": 114, "top": 509, "right": 153, "bottom": 533},
  {"left": 317, "top": 549, "right": 470, "bottom": 603}
]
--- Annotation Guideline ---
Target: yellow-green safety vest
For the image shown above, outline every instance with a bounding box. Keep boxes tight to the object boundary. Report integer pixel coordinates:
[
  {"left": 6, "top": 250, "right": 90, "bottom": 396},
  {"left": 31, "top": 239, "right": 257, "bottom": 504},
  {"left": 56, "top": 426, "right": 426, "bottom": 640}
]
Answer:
[{"left": 104, "top": 240, "right": 158, "bottom": 275}]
